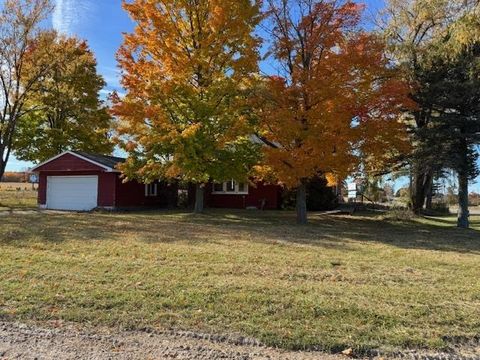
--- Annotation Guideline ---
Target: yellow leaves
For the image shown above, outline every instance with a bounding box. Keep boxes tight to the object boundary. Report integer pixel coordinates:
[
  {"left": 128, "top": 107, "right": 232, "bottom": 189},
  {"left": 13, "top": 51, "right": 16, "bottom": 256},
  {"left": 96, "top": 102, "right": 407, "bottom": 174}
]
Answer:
[
  {"left": 181, "top": 123, "right": 202, "bottom": 139},
  {"left": 325, "top": 173, "right": 338, "bottom": 187},
  {"left": 211, "top": 4, "right": 226, "bottom": 30},
  {"left": 165, "top": 163, "right": 181, "bottom": 178},
  {"left": 115, "top": 0, "right": 262, "bottom": 183}
]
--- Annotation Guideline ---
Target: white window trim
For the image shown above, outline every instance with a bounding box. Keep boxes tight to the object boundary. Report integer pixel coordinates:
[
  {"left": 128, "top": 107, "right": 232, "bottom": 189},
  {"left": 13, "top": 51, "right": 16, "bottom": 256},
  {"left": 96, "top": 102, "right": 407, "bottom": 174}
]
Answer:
[
  {"left": 212, "top": 180, "right": 248, "bottom": 195},
  {"left": 145, "top": 183, "right": 158, "bottom": 197}
]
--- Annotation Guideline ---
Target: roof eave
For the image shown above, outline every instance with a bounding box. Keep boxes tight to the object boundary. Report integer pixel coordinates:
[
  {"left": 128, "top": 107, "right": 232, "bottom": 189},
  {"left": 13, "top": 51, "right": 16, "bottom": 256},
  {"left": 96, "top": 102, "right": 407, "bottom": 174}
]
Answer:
[{"left": 30, "top": 151, "right": 120, "bottom": 172}]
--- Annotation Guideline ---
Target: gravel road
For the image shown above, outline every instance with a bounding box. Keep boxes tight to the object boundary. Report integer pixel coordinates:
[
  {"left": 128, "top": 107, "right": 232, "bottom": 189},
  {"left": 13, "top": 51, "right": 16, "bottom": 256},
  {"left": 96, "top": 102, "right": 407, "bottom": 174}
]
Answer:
[
  {"left": 0, "top": 321, "right": 343, "bottom": 360},
  {"left": 1, "top": 321, "right": 479, "bottom": 359}
]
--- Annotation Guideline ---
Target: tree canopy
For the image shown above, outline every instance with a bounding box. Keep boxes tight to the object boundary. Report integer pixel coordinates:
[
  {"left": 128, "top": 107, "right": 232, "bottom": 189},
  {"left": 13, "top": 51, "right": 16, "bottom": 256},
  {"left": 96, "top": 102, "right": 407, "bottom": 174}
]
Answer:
[
  {"left": 257, "top": 0, "right": 411, "bottom": 223},
  {"left": 382, "top": 0, "right": 480, "bottom": 227},
  {"left": 0, "top": 0, "right": 53, "bottom": 179},
  {"left": 14, "top": 35, "right": 113, "bottom": 163},
  {"left": 113, "top": 0, "right": 263, "bottom": 212}
]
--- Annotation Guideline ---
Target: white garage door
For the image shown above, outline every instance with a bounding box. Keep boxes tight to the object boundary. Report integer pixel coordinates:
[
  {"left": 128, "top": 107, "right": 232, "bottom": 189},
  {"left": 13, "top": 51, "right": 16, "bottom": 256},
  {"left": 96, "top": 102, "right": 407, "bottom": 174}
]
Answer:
[{"left": 46, "top": 176, "right": 98, "bottom": 211}]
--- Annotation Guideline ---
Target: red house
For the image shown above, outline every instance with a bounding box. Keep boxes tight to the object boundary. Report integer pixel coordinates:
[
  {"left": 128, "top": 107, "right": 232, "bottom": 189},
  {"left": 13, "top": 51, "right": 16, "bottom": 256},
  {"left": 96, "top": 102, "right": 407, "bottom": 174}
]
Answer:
[
  {"left": 32, "top": 151, "right": 176, "bottom": 211},
  {"left": 201, "top": 180, "right": 282, "bottom": 210}
]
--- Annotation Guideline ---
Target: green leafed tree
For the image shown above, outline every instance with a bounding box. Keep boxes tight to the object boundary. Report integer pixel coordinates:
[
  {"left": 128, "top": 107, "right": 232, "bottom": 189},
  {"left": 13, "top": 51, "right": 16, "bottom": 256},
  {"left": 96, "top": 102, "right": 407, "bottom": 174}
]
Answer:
[
  {"left": 0, "top": 0, "right": 54, "bottom": 180},
  {"left": 14, "top": 34, "right": 113, "bottom": 163}
]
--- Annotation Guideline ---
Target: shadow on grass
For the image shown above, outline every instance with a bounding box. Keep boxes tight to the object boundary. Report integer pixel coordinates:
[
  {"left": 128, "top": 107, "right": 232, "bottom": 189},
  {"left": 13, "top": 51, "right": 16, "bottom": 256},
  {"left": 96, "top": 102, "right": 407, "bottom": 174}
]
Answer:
[
  {"left": 424, "top": 214, "right": 480, "bottom": 227},
  {"left": 1, "top": 209, "right": 479, "bottom": 254},
  {"left": 172, "top": 209, "right": 480, "bottom": 252}
]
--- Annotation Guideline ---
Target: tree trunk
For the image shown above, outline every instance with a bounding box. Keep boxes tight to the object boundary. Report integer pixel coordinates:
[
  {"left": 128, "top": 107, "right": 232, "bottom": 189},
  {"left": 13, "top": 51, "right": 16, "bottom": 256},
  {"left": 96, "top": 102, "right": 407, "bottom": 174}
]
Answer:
[
  {"left": 0, "top": 146, "right": 8, "bottom": 181},
  {"left": 296, "top": 182, "right": 307, "bottom": 225},
  {"left": 408, "top": 166, "right": 413, "bottom": 210},
  {"left": 425, "top": 173, "right": 434, "bottom": 211},
  {"left": 0, "top": 161, "right": 6, "bottom": 182},
  {"left": 411, "top": 169, "right": 428, "bottom": 214},
  {"left": 194, "top": 183, "right": 204, "bottom": 214},
  {"left": 457, "top": 171, "right": 469, "bottom": 229},
  {"left": 167, "top": 182, "right": 178, "bottom": 209}
]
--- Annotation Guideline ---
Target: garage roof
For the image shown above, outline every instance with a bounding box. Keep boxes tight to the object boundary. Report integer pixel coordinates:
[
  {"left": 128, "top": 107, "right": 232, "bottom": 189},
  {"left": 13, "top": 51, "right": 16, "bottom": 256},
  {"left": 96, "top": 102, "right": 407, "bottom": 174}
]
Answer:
[
  {"left": 31, "top": 151, "right": 126, "bottom": 172},
  {"left": 72, "top": 151, "right": 126, "bottom": 169}
]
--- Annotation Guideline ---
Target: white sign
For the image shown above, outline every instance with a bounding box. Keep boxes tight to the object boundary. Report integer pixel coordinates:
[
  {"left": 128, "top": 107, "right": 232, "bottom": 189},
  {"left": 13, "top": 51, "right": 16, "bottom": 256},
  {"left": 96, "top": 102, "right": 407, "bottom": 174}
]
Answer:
[
  {"left": 29, "top": 174, "right": 38, "bottom": 183},
  {"left": 347, "top": 182, "right": 357, "bottom": 199}
]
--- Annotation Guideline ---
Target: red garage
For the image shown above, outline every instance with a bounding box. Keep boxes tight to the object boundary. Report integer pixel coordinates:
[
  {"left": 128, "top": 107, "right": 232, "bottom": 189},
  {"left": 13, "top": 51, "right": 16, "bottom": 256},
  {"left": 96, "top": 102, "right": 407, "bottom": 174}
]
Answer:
[{"left": 32, "top": 151, "right": 176, "bottom": 211}]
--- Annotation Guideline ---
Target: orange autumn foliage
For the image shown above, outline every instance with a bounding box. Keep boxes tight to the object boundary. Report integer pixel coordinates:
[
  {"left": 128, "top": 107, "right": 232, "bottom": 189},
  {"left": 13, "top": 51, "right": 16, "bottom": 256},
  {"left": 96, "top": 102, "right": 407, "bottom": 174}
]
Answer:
[
  {"left": 258, "top": 0, "right": 412, "bottom": 189},
  {"left": 111, "top": 0, "right": 262, "bottom": 185}
]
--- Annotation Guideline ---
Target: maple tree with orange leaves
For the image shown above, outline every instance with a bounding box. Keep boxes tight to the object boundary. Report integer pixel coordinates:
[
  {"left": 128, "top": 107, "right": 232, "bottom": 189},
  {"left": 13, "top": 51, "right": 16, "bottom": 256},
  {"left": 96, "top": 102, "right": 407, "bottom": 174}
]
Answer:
[
  {"left": 257, "top": 0, "right": 412, "bottom": 224},
  {"left": 112, "top": 0, "right": 262, "bottom": 213}
]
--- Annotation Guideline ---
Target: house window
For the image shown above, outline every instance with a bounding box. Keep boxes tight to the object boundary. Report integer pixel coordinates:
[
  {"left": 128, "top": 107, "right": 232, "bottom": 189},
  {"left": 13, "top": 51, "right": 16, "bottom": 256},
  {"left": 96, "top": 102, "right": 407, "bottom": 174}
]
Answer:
[
  {"left": 226, "top": 180, "right": 236, "bottom": 192},
  {"left": 213, "top": 183, "right": 223, "bottom": 192},
  {"left": 145, "top": 183, "right": 158, "bottom": 197},
  {"left": 212, "top": 180, "right": 248, "bottom": 195},
  {"left": 238, "top": 182, "right": 246, "bottom": 193}
]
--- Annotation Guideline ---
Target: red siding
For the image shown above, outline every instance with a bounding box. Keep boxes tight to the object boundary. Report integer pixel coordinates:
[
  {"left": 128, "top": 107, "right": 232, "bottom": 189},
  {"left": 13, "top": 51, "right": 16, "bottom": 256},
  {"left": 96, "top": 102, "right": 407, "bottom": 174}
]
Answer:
[
  {"left": 35, "top": 153, "right": 106, "bottom": 172},
  {"left": 35, "top": 153, "right": 176, "bottom": 209},
  {"left": 205, "top": 181, "right": 282, "bottom": 210},
  {"left": 115, "top": 177, "right": 178, "bottom": 208},
  {"left": 99, "top": 172, "right": 117, "bottom": 207},
  {"left": 37, "top": 171, "right": 116, "bottom": 207}
]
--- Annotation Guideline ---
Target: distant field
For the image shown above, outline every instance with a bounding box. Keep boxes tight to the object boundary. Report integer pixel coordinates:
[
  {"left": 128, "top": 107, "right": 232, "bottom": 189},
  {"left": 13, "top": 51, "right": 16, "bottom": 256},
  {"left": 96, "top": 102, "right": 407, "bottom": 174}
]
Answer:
[
  {"left": 0, "top": 182, "right": 37, "bottom": 191},
  {"left": 0, "top": 210, "right": 479, "bottom": 356},
  {"left": 448, "top": 206, "right": 480, "bottom": 216},
  {"left": 0, "top": 182, "right": 38, "bottom": 209}
]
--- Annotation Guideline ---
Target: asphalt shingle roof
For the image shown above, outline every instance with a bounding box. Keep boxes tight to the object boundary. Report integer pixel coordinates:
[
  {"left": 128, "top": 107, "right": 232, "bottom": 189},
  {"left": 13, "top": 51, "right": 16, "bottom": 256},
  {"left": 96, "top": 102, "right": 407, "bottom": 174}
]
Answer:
[{"left": 72, "top": 151, "right": 126, "bottom": 170}]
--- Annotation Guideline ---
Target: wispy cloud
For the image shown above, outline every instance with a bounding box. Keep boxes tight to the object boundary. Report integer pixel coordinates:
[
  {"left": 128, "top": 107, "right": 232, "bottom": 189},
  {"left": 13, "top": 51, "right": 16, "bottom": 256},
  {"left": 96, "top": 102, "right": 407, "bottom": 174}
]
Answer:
[
  {"left": 52, "top": 0, "right": 93, "bottom": 35},
  {"left": 100, "top": 66, "right": 122, "bottom": 88}
]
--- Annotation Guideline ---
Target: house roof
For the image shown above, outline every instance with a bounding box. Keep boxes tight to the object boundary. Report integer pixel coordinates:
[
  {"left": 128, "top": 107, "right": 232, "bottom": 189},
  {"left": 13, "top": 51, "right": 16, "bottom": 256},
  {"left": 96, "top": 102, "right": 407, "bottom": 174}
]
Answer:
[
  {"left": 72, "top": 151, "right": 126, "bottom": 169},
  {"left": 31, "top": 151, "right": 126, "bottom": 172}
]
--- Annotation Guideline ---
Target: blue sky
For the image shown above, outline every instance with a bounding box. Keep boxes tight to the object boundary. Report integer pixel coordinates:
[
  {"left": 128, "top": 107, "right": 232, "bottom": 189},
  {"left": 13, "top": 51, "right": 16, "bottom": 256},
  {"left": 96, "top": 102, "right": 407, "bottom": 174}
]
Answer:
[
  {"left": 5, "top": 0, "right": 383, "bottom": 172},
  {"left": 8, "top": 0, "right": 132, "bottom": 171},
  {"left": 6, "top": 0, "right": 479, "bottom": 192}
]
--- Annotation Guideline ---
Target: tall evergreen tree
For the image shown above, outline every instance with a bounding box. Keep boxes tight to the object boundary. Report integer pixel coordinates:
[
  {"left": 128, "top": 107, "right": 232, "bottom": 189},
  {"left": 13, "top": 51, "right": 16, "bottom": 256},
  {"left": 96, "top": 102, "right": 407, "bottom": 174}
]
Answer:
[
  {"left": 380, "top": 0, "right": 480, "bottom": 214},
  {"left": 415, "top": 43, "right": 480, "bottom": 228}
]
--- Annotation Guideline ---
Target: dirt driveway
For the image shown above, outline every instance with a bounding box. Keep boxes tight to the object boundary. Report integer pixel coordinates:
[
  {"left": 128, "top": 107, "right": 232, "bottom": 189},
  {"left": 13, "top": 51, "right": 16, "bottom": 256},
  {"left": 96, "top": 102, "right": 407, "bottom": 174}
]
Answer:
[{"left": 0, "top": 321, "right": 344, "bottom": 360}]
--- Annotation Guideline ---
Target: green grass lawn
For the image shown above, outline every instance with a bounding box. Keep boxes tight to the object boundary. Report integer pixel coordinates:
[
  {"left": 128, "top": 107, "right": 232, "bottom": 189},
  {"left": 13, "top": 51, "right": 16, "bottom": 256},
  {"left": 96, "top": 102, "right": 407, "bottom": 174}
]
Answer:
[{"left": 0, "top": 210, "right": 479, "bottom": 355}]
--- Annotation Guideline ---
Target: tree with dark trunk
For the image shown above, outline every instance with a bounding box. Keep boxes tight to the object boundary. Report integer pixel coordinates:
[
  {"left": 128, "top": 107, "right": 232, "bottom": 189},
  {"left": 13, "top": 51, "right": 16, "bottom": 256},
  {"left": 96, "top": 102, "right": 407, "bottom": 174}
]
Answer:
[
  {"left": 414, "top": 43, "right": 480, "bottom": 228},
  {"left": 112, "top": 0, "right": 262, "bottom": 215},
  {"left": 296, "top": 182, "right": 307, "bottom": 225},
  {"left": 259, "top": 0, "right": 410, "bottom": 224},
  {"left": 0, "top": 0, "right": 53, "bottom": 180},
  {"left": 425, "top": 175, "right": 434, "bottom": 211},
  {"left": 380, "top": 0, "right": 480, "bottom": 215},
  {"left": 411, "top": 168, "right": 435, "bottom": 213},
  {"left": 457, "top": 170, "right": 470, "bottom": 229},
  {"left": 194, "top": 183, "right": 205, "bottom": 214}
]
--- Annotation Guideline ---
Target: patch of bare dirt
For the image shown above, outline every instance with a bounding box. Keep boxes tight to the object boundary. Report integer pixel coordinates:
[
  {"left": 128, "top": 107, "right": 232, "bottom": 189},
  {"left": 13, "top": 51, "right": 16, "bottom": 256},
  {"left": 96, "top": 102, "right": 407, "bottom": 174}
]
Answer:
[
  {"left": 1, "top": 321, "right": 478, "bottom": 360},
  {"left": 0, "top": 321, "right": 341, "bottom": 360}
]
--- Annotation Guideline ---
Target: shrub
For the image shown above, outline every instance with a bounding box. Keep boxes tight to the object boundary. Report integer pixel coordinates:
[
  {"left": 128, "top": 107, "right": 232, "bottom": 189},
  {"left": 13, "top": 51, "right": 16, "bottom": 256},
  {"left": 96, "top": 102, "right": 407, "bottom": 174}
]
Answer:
[
  {"left": 430, "top": 202, "right": 450, "bottom": 215},
  {"left": 281, "top": 175, "right": 338, "bottom": 211},
  {"left": 382, "top": 207, "right": 415, "bottom": 222}
]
